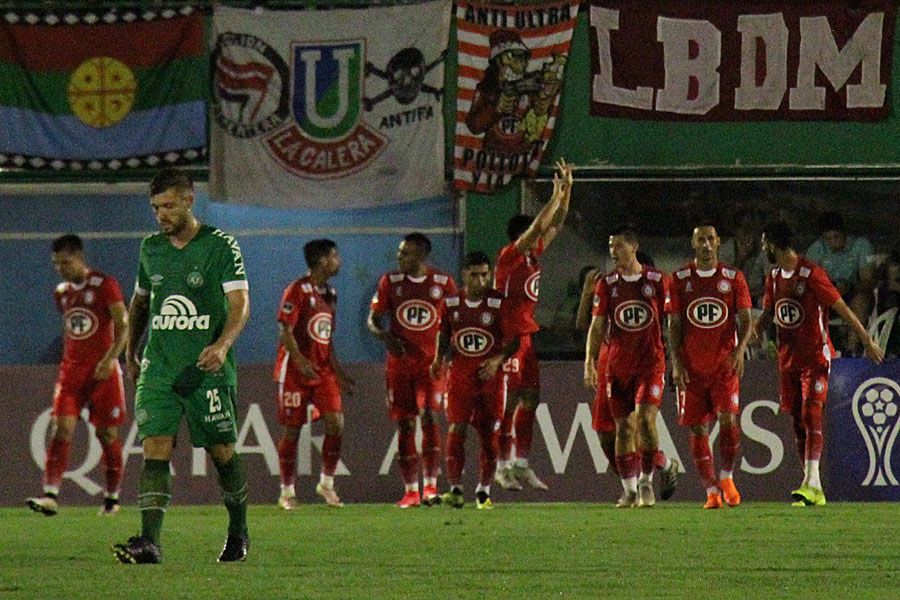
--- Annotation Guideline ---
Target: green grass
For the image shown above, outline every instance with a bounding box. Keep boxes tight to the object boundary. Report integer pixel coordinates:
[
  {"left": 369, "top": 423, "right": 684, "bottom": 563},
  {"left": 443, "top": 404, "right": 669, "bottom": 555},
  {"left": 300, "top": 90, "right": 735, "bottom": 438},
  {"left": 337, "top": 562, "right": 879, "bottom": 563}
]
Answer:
[{"left": 2, "top": 502, "right": 898, "bottom": 599}]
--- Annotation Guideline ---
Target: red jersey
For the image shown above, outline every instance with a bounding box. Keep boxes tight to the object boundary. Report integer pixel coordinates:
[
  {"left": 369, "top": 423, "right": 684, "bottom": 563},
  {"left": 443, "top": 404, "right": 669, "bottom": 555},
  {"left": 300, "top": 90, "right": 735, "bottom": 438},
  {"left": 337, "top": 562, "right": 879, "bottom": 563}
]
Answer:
[
  {"left": 592, "top": 268, "right": 669, "bottom": 374},
  {"left": 669, "top": 261, "right": 752, "bottom": 378},
  {"left": 494, "top": 239, "right": 543, "bottom": 336},
  {"left": 445, "top": 288, "right": 509, "bottom": 377},
  {"left": 54, "top": 270, "right": 124, "bottom": 371},
  {"left": 763, "top": 257, "right": 842, "bottom": 371},
  {"left": 274, "top": 276, "right": 337, "bottom": 380},
  {"left": 370, "top": 268, "right": 457, "bottom": 360}
]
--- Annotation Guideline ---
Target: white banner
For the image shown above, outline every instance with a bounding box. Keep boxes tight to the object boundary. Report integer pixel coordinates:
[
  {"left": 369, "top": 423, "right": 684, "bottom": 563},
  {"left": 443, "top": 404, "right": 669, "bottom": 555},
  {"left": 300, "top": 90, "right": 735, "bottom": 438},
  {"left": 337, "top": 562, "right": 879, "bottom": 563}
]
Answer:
[{"left": 209, "top": 2, "right": 451, "bottom": 209}]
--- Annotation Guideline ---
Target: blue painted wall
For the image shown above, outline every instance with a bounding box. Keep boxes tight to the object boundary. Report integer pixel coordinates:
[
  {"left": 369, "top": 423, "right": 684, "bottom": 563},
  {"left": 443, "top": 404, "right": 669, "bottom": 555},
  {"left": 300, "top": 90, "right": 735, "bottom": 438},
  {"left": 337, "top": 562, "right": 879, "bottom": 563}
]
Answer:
[{"left": 0, "top": 190, "right": 460, "bottom": 365}]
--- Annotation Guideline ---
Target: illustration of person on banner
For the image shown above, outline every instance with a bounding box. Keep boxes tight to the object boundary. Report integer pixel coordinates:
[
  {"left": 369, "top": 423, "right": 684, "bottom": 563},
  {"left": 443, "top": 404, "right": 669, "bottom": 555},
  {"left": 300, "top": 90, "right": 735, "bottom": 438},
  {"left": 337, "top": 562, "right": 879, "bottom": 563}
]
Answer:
[{"left": 454, "top": 1, "right": 579, "bottom": 193}]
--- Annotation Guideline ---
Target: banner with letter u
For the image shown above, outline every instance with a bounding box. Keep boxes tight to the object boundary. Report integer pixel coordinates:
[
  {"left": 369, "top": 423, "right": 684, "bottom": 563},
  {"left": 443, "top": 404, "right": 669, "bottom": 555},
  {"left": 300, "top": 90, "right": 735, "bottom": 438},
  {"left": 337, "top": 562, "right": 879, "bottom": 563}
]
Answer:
[
  {"left": 209, "top": 2, "right": 451, "bottom": 209},
  {"left": 825, "top": 358, "right": 900, "bottom": 501}
]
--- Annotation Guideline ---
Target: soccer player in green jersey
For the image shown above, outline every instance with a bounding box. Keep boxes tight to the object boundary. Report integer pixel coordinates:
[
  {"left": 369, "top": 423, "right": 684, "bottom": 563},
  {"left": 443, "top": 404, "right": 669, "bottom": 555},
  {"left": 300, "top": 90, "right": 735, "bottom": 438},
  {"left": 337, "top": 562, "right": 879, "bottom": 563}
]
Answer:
[{"left": 113, "top": 168, "right": 251, "bottom": 564}]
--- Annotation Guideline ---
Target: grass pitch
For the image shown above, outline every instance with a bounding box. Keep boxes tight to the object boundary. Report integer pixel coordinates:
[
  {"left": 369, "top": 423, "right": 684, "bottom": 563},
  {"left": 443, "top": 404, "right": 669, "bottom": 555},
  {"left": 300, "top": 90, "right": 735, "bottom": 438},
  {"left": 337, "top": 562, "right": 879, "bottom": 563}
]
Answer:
[{"left": 1, "top": 502, "right": 898, "bottom": 599}]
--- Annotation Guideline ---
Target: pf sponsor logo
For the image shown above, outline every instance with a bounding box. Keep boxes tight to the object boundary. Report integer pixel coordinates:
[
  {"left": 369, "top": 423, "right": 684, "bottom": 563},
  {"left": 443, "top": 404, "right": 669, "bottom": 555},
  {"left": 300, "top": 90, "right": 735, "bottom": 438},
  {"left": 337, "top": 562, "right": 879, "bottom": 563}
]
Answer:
[
  {"left": 307, "top": 313, "right": 333, "bottom": 344},
  {"left": 266, "top": 40, "right": 386, "bottom": 179},
  {"left": 614, "top": 300, "right": 653, "bottom": 331},
  {"left": 63, "top": 307, "right": 98, "bottom": 340},
  {"left": 851, "top": 377, "right": 900, "bottom": 486},
  {"left": 396, "top": 300, "right": 436, "bottom": 331},
  {"left": 525, "top": 271, "right": 540, "bottom": 302},
  {"left": 211, "top": 32, "right": 291, "bottom": 138},
  {"left": 774, "top": 299, "right": 804, "bottom": 329},
  {"left": 151, "top": 295, "right": 210, "bottom": 331},
  {"left": 687, "top": 297, "right": 728, "bottom": 329},
  {"left": 455, "top": 327, "right": 494, "bottom": 357}
]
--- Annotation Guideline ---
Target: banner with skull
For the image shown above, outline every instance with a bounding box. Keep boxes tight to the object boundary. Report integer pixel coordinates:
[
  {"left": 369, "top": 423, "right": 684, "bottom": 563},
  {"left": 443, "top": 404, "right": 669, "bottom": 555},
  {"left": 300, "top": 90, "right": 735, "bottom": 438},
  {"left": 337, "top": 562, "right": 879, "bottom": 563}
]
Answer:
[
  {"left": 453, "top": 1, "right": 579, "bottom": 194},
  {"left": 209, "top": 2, "right": 451, "bottom": 209}
]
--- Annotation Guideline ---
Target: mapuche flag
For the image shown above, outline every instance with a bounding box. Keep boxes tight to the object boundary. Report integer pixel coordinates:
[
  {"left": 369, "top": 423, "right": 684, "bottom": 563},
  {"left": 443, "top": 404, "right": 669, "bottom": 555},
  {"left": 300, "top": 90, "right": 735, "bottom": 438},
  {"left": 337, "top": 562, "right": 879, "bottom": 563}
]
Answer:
[
  {"left": 0, "top": 7, "right": 206, "bottom": 170},
  {"left": 453, "top": 0, "right": 579, "bottom": 193}
]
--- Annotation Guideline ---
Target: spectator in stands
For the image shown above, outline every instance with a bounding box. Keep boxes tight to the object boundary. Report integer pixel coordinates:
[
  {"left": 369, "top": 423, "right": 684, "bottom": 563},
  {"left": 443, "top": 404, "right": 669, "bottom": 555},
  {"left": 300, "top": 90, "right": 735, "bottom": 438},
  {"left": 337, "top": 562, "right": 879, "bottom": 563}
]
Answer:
[
  {"left": 806, "top": 211, "right": 876, "bottom": 354},
  {"left": 870, "top": 249, "right": 900, "bottom": 358},
  {"left": 719, "top": 207, "right": 770, "bottom": 307}
]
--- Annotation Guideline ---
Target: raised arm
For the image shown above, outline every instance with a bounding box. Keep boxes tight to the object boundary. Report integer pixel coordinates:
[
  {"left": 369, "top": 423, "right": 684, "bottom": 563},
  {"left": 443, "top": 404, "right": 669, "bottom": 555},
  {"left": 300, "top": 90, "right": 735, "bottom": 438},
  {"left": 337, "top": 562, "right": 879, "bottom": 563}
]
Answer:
[{"left": 514, "top": 159, "right": 573, "bottom": 253}]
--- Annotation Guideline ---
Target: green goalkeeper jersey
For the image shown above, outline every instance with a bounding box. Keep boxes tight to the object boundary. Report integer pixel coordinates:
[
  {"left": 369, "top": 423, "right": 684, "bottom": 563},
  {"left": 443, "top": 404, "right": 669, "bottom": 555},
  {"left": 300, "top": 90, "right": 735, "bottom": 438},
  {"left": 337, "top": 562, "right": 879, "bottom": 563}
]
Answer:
[{"left": 135, "top": 224, "right": 248, "bottom": 391}]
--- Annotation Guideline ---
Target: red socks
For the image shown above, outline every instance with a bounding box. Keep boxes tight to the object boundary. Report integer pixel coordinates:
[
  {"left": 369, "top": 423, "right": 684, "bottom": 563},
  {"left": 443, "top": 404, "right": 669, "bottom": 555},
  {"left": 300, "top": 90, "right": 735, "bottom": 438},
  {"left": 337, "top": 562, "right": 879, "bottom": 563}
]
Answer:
[
  {"left": 421, "top": 421, "right": 441, "bottom": 480},
  {"left": 321, "top": 433, "right": 342, "bottom": 477},
  {"left": 514, "top": 405, "right": 535, "bottom": 459},
  {"left": 719, "top": 422, "right": 740, "bottom": 473},
  {"left": 498, "top": 411, "right": 515, "bottom": 461},
  {"left": 100, "top": 438, "right": 123, "bottom": 495},
  {"left": 397, "top": 428, "right": 419, "bottom": 485},
  {"left": 277, "top": 436, "right": 299, "bottom": 487},
  {"left": 477, "top": 425, "right": 498, "bottom": 487},
  {"left": 44, "top": 437, "right": 71, "bottom": 491},
  {"left": 446, "top": 429, "right": 465, "bottom": 486},
  {"left": 689, "top": 434, "right": 717, "bottom": 490},
  {"left": 802, "top": 401, "right": 824, "bottom": 462}
]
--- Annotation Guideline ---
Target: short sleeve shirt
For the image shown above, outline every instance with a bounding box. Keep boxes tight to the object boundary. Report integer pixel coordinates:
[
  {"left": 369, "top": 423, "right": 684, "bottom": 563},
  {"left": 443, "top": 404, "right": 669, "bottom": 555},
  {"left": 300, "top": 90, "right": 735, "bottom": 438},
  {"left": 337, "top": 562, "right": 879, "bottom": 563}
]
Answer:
[
  {"left": 370, "top": 268, "right": 457, "bottom": 360},
  {"left": 134, "top": 225, "right": 248, "bottom": 388},
  {"left": 592, "top": 268, "right": 669, "bottom": 374},
  {"left": 444, "top": 288, "right": 509, "bottom": 377},
  {"left": 763, "top": 256, "right": 842, "bottom": 371},
  {"left": 55, "top": 270, "right": 124, "bottom": 371},
  {"left": 669, "top": 261, "right": 752, "bottom": 377},
  {"left": 494, "top": 240, "right": 543, "bottom": 336},
  {"left": 275, "top": 275, "right": 336, "bottom": 377}
]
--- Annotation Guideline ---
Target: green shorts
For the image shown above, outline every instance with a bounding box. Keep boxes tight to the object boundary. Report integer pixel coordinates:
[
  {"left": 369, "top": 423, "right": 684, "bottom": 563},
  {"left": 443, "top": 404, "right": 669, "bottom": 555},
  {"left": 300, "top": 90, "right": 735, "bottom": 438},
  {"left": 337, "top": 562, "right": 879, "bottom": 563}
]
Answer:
[{"left": 135, "top": 381, "right": 238, "bottom": 448}]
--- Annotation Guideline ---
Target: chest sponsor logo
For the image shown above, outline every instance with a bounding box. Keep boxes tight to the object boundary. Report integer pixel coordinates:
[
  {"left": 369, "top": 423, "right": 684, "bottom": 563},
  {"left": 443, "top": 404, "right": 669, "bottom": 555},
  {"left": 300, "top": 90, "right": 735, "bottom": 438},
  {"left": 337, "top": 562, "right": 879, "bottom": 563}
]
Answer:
[
  {"left": 774, "top": 299, "right": 804, "bottom": 329},
  {"left": 614, "top": 300, "right": 654, "bottom": 332},
  {"left": 396, "top": 300, "right": 437, "bottom": 331},
  {"left": 525, "top": 271, "right": 540, "bottom": 302},
  {"left": 455, "top": 326, "right": 494, "bottom": 357},
  {"left": 308, "top": 313, "right": 333, "bottom": 345},
  {"left": 152, "top": 295, "right": 210, "bottom": 331},
  {"left": 687, "top": 297, "right": 729, "bottom": 329},
  {"left": 64, "top": 307, "right": 98, "bottom": 340}
]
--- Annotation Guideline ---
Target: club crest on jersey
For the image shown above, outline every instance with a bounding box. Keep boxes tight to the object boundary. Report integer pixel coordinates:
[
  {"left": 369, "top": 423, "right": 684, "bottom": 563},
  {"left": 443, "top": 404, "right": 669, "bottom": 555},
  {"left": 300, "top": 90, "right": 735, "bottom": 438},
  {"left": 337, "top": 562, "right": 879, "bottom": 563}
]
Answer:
[
  {"left": 307, "top": 313, "right": 333, "bottom": 344},
  {"left": 718, "top": 280, "right": 731, "bottom": 293},
  {"left": 796, "top": 282, "right": 806, "bottom": 295},
  {"left": 395, "top": 286, "right": 403, "bottom": 296},
  {"left": 687, "top": 297, "right": 729, "bottom": 329},
  {"left": 455, "top": 327, "right": 494, "bottom": 357},
  {"left": 481, "top": 311, "right": 494, "bottom": 326},
  {"left": 685, "top": 282, "right": 693, "bottom": 293},
  {"left": 64, "top": 307, "right": 98, "bottom": 340},
  {"left": 187, "top": 271, "right": 204, "bottom": 288},
  {"left": 525, "top": 272, "right": 540, "bottom": 302},
  {"left": 265, "top": 40, "right": 386, "bottom": 179},
  {"left": 611, "top": 287, "right": 618, "bottom": 298},
  {"left": 614, "top": 300, "right": 654, "bottom": 331},
  {"left": 642, "top": 284, "right": 655, "bottom": 298},
  {"left": 430, "top": 285, "right": 443, "bottom": 300},
  {"left": 774, "top": 299, "right": 804, "bottom": 328},
  {"left": 83, "top": 290, "right": 94, "bottom": 304},
  {"left": 396, "top": 299, "right": 437, "bottom": 331}
]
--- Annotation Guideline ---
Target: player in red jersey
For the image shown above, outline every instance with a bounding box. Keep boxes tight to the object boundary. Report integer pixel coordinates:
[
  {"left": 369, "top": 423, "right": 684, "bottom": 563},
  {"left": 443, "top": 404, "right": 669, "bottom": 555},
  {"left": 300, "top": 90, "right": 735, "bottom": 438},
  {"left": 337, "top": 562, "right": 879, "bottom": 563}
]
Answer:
[
  {"left": 668, "top": 224, "right": 754, "bottom": 509},
  {"left": 584, "top": 224, "right": 669, "bottom": 508},
  {"left": 274, "top": 240, "right": 355, "bottom": 509},
  {"left": 27, "top": 235, "right": 128, "bottom": 517},
  {"left": 432, "top": 252, "right": 520, "bottom": 510},
  {"left": 576, "top": 265, "right": 679, "bottom": 500},
  {"left": 367, "top": 233, "right": 458, "bottom": 508},
  {"left": 494, "top": 158, "right": 572, "bottom": 491},
  {"left": 756, "top": 220, "right": 883, "bottom": 506}
]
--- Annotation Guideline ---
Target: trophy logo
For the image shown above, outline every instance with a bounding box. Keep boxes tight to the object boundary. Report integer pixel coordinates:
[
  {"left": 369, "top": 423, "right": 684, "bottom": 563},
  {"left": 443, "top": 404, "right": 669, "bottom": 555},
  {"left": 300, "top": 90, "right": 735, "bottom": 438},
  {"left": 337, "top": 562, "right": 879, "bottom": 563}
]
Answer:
[{"left": 851, "top": 377, "right": 900, "bottom": 486}]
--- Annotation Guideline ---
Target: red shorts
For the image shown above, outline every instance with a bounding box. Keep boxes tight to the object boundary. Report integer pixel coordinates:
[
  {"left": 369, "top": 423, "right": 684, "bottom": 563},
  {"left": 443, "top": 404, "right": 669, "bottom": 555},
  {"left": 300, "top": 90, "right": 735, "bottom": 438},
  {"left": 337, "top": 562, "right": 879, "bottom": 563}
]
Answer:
[
  {"left": 606, "top": 366, "right": 665, "bottom": 420},
  {"left": 276, "top": 368, "right": 341, "bottom": 428},
  {"left": 779, "top": 365, "right": 830, "bottom": 415},
  {"left": 386, "top": 355, "right": 446, "bottom": 421},
  {"left": 676, "top": 371, "right": 740, "bottom": 427},
  {"left": 503, "top": 335, "right": 539, "bottom": 392},
  {"left": 592, "top": 347, "right": 615, "bottom": 433},
  {"left": 447, "top": 370, "right": 505, "bottom": 428},
  {"left": 53, "top": 364, "right": 127, "bottom": 428}
]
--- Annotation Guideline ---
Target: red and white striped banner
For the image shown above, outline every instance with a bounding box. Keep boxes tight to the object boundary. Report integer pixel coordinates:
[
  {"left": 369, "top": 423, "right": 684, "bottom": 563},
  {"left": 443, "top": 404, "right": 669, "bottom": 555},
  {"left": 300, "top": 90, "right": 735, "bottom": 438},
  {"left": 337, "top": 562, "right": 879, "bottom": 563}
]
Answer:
[{"left": 453, "top": 1, "right": 579, "bottom": 193}]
